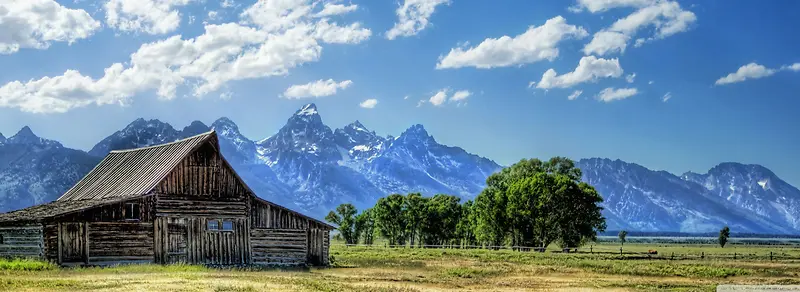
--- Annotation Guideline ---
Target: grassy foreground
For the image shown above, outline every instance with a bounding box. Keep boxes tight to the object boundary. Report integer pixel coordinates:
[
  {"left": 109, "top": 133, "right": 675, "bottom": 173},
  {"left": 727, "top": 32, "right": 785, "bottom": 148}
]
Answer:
[{"left": 0, "top": 243, "right": 799, "bottom": 291}]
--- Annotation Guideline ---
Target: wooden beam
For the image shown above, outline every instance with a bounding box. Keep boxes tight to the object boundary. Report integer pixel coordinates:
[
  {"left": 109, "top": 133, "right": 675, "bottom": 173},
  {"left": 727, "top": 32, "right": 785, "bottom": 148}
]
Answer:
[
  {"left": 57, "top": 223, "right": 62, "bottom": 265},
  {"left": 84, "top": 222, "right": 90, "bottom": 265}
]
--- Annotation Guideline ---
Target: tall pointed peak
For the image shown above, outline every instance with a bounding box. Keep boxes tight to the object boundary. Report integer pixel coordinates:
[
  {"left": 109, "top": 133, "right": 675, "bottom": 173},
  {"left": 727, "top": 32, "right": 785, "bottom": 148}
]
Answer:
[
  {"left": 7, "top": 126, "right": 61, "bottom": 147},
  {"left": 0, "top": 132, "right": 6, "bottom": 143},
  {"left": 295, "top": 103, "right": 319, "bottom": 116},
  {"left": 14, "top": 126, "right": 37, "bottom": 139}
]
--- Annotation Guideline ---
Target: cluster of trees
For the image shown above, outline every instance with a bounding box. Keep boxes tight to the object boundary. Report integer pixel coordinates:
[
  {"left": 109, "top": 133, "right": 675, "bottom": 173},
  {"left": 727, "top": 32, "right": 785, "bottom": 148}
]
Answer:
[{"left": 326, "top": 157, "right": 608, "bottom": 249}]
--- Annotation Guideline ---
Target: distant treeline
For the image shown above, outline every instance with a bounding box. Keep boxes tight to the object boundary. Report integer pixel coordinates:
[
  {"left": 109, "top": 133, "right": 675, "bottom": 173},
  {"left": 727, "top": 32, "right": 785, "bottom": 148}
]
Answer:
[
  {"left": 600, "top": 230, "right": 800, "bottom": 239},
  {"left": 326, "top": 157, "right": 607, "bottom": 249}
]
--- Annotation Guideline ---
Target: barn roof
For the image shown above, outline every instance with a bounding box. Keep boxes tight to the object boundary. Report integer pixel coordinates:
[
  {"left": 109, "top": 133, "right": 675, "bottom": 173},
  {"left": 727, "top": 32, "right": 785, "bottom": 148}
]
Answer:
[{"left": 58, "top": 131, "right": 217, "bottom": 201}]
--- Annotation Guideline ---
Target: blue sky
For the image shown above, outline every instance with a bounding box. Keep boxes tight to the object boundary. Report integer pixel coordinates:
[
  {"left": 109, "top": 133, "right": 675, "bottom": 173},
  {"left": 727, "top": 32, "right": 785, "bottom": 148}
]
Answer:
[{"left": 1, "top": 0, "right": 799, "bottom": 186}]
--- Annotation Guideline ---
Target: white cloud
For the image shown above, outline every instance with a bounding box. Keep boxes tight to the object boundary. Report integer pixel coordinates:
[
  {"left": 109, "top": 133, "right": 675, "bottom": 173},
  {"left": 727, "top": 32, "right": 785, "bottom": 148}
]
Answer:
[
  {"left": 105, "top": 0, "right": 194, "bottom": 35},
  {"left": 404, "top": 95, "right": 410, "bottom": 100},
  {"left": 596, "top": 87, "right": 638, "bottom": 102},
  {"left": 221, "top": 0, "right": 235, "bottom": 9},
  {"left": 429, "top": 89, "right": 448, "bottom": 106},
  {"left": 582, "top": 31, "right": 629, "bottom": 56},
  {"left": 573, "top": 0, "right": 655, "bottom": 13},
  {"left": 282, "top": 79, "right": 353, "bottom": 99},
  {"left": 582, "top": 1, "right": 696, "bottom": 56},
  {"left": 715, "top": 63, "right": 776, "bottom": 85},
  {"left": 316, "top": 3, "right": 358, "bottom": 17},
  {"left": 662, "top": 92, "right": 672, "bottom": 102},
  {"left": 416, "top": 100, "right": 426, "bottom": 107},
  {"left": 386, "top": 0, "right": 450, "bottom": 40},
  {"left": 568, "top": 90, "right": 583, "bottom": 100},
  {"left": 536, "top": 56, "right": 623, "bottom": 89},
  {"left": 359, "top": 98, "right": 378, "bottom": 108},
  {"left": 451, "top": 90, "right": 471, "bottom": 102},
  {"left": 648, "top": 80, "right": 654, "bottom": 84},
  {"left": 436, "top": 16, "right": 588, "bottom": 69},
  {"left": 781, "top": 63, "right": 800, "bottom": 72},
  {"left": 0, "top": 0, "right": 372, "bottom": 114},
  {"left": 188, "top": 15, "right": 196, "bottom": 24},
  {"left": 425, "top": 88, "right": 471, "bottom": 106},
  {"left": 626, "top": 73, "right": 636, "bottom": 83},
  {"left": 207, "top": 10, "right": 219, "bottom": 22},
  {"left": 0, "top": 0, "right": 100, "bottom": 54}
]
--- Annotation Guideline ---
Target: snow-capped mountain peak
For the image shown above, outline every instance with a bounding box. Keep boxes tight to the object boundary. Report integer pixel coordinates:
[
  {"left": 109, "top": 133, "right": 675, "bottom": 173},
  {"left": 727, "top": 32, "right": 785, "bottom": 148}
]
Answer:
[
  {"left": 0, "top": 132, "right": 6, "bottom": 144},
  {"left": 6, "top": 126, "right": 62, "bottom": 148},
  {"left": 295, "top": 103, "right": 319, "bottom": 116}
]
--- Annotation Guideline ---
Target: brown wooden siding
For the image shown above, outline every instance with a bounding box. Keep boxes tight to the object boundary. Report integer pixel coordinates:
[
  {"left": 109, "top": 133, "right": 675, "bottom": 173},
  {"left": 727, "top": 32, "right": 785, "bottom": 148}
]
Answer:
[
  {"left": 251, "top": 229, "right": 307, "bottom": 266},
  {"left": 43, "top": 223, "right": 57, "bottom": 261},
  {"left": 88, "top": 222, "right": 153, "bottom": 265},
  {"left": 156, "top": 195, "right": 246, "bottom": 217},
  {"left": 0, "top": 224, "right": 43, "bottom": 259},
  {"left": 155, "top": 217, "right": 249, "bottom": 265},
  {"left": 155, "top": 143, "right": 250, "bottom": 200},
  {"left": 251, "top": 198, "right": 314, "bottom": 229},
  {"left": 58, "top": 222, "right": 87, "bottom": 264}
]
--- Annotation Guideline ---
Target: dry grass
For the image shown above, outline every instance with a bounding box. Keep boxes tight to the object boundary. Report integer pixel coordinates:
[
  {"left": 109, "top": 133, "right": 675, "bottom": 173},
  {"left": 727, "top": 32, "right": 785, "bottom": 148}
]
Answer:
[{"left": 0, "top": 242, "right": 798, "bottom": 291}]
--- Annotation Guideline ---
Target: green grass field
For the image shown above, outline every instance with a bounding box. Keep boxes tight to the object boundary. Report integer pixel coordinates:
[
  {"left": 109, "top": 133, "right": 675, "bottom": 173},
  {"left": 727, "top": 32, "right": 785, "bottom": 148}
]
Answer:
[{"left": 0, "top": 242, "right": 798, "bottom": 291}]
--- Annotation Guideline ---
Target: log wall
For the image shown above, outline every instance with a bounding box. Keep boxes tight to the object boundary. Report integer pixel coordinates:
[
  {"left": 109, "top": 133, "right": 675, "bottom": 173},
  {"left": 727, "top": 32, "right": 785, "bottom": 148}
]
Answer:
[
  {"left": 0, "top": 224, "right": 43, "bottom": 259},
  {"left": 88, "top": 222, "right": 153, "bottom": 265},
  {"left": 251, "top": 228, "right": 307, "bottom": 266}
]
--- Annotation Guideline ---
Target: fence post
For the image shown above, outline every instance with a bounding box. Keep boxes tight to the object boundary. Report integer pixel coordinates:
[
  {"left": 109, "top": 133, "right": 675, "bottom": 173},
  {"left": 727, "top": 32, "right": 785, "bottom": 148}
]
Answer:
[
  {"left": 671, "top": 252, "right": 674, "bottom": 260},
  {"left": 701, "top": 252, "right": 704, "bottom": 259},
  {"left": 770, "top": 251, "right": 773, "bottom": 261},
  {"left": 734, "top": 252, "right": 736, "bottom": 260},
  {"left": 620, "top": 247, "right": 623, "bottom": 255},
  {"left": 590, "top": 245, "right": 593, "bottom": 254}
]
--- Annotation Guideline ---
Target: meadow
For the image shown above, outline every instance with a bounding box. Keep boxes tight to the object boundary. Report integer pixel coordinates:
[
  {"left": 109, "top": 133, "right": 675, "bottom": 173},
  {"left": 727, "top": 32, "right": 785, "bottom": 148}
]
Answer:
[{"left": 0, "top": 241, "right": 798, "bottom": 292}]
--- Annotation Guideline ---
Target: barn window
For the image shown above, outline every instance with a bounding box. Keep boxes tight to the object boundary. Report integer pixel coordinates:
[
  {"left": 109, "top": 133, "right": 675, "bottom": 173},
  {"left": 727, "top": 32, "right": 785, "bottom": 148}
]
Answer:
[
  {"left": 207, "top": 220, "right": 219, "bottom": 231},
  {"left": 222, "top": 220, "right": 233, "bottom": 231},
  {"left": 125, "top": 203, "right": 140, "bottom": 220}
]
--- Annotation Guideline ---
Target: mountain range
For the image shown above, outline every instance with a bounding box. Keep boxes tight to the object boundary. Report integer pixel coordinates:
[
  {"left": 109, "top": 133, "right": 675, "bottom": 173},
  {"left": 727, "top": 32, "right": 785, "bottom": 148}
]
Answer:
[{"left": 1, "top": 103, "right": 799, "bottom": 234}]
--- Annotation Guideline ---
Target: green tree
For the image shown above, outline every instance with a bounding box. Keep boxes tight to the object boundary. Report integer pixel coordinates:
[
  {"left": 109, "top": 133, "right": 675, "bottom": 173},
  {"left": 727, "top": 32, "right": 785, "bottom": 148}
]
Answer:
[
  {"left": 719, "top": 226, "right": 730, "bottom": 248},
  {"left": 404, "top": 193, "right": 426, "bottom": 247},
  {"left": 325, "top": 204, "right": 359, "bottom": 245},
  {"left": 456, "top": 200, "right": 477, "bottom": 247},
  {"left": 618, "top": 230, "right": 628, "bottom": 247},
  {"left": 555, "top": 181, "right": 606, "bottom": 248},
  {"left": 355, "top": 208, "right": 376, "bottom": 245},
  {"left": 421, "top": 194, "right": 462, "bottom": 246},
  {"left": 473, "top": 186, "right": 508, "bottom": 248},
  {"left": 373, "top": 194, "right": 408, "bottom": 246}
]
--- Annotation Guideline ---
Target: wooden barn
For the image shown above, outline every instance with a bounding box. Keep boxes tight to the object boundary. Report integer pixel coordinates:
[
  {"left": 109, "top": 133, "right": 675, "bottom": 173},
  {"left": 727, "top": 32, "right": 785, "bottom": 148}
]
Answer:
[{"left": 0, "top": 131, "right": 333, "bottom": 267}]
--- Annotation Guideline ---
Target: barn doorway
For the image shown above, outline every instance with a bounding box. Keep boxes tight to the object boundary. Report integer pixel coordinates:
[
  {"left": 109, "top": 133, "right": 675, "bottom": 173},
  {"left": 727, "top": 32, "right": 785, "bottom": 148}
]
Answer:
[
  {"left": 166, "top": 218, "right": 188, "bottom": 264},
  {"left": 58, "top": 222, "right": 87, "bottom": 265}
]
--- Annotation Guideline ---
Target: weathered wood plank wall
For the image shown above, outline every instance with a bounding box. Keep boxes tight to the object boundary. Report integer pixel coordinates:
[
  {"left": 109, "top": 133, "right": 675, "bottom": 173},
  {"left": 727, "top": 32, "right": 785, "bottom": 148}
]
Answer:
[
  {"left": 88, "top": 222, "right": 153, "bottom": 265},
  {"left": 250, "top": 228, "right": 307, "bottom": 266},
  {"left": 58, "top": 222, "right": 86, "bottom": 264},
  {"left": 250, "top": 198, "right": 311, "bottom": 229},
  {"left": 0, "top": 224, "right": 43, "bottom": 259},
  {"left": 155, "top": 143, "right": 249, "bottom": 200}
]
